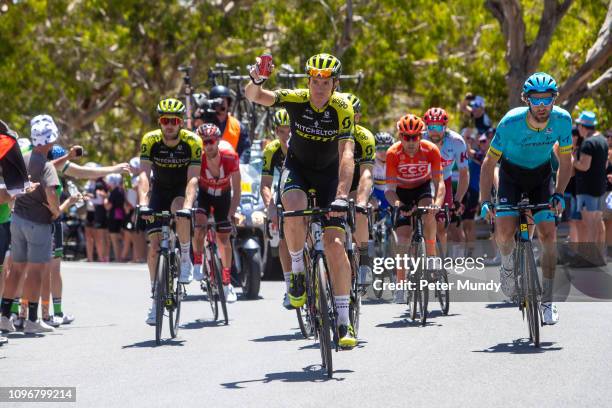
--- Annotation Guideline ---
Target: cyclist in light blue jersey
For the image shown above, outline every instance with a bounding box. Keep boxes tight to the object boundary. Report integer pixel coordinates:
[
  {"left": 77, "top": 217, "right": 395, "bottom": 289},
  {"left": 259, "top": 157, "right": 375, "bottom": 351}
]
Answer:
[{"left": 479, "top": 72, "right": 572, "bottom": 325}]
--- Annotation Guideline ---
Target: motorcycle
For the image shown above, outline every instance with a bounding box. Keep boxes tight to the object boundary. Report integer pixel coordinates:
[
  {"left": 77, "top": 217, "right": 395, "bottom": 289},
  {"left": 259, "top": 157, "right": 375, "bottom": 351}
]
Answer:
[{"left": 232, "top": 144, "right": 267, "bottom": 299}]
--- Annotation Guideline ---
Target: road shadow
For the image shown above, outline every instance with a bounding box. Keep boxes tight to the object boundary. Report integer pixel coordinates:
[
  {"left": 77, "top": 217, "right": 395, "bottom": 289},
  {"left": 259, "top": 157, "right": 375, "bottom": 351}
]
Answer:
[
  {"left": 122, "top": 338, "right": 186, "bottom": 349},
  {"left": 473, "top": 338, "right": 563, "bottom": 354},
  {"left": 376, "top": 318, "right": 440, "bottom": 328},
  {"left": 59, "top": 323, "right": 117, "bottom": 330},
  {"left": 250, "top": 333, "right": 303, "bottom": 342},
  {"left": 362, "top": 298, "right": 391, "bottom": 305},
  {"left": 427, "top": 311, "right": 460, "bottom": 319},
  {"left": 485, "top": 302, "right": 516, "bottom": 309},
  {"left": 181, "top": 319, "right": 228, "bottom": 330},
  {"left": 238, "top": 295, "right": 264, "bottom": 301},
  {"left": 182, "top": 294, "right": 208, "bottom": 302},
  {"left": 298, "top": 342, "right": 320, "bottom": 350},
  {"left": 220, "top": 365, "right": 353, "bottom": 388}
]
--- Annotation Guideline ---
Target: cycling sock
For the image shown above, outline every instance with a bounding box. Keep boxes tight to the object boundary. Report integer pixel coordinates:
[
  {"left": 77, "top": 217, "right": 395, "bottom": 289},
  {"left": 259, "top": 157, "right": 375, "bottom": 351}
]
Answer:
[
  {"left": 283, "top": 272, "right": 291, "bottom": 293},
  {"left": 41, "top": 300, "right": 50, "bottom": 319},
  {"left": 1, "top": 298, "right": 12, "bottom": 317},
  {"left": 10, "top": 298, "right": 20, "bottom": 315},
  {"left": 53, "top": 297, "right": 63, "bottom": 317},
  {"left": 289, "top": 250, "right": 304, "bottom": 274},
  {"left": 180, "top": 242, "right": 191, "bottom": 258},
  {"left": 222, "top": 267, "right": 231, "bottom": 285},
  {"left": 359, "top": 244, "right": 370, "bottom": 268},
  {"left": 335, "top": 295, "right": 350, "bottom": 326},
  {"left": 28, "top": 301, "right": 38, "bottom": 322},
  {"left": 542, "top": 278, "right": 554, "bottom": 303},
  {"left": 501, "top": 253, "right": 514, "bottom": 271},
  {"left": 19, "top": 299, "right": 28, "bottom": 318},
  {"left": 193, "top": 252, "right": 203, "bottom": 265}
]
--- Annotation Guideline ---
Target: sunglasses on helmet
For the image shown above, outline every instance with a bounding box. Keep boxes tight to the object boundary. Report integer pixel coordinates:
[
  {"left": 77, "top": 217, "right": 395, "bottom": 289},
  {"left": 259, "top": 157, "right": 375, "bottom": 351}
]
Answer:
[{"left": 159, "top": 116, "right": 182, "bottom": 126}]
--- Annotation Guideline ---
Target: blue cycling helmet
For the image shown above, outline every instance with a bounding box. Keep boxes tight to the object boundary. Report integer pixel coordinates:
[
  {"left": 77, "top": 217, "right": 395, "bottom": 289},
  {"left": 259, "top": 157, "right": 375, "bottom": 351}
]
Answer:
[
  {"left": 523, "top": 72, "right": 558, "bottom": 95},
  {"left": 48, "top": 144, "right": 66, "bottom": 160}
]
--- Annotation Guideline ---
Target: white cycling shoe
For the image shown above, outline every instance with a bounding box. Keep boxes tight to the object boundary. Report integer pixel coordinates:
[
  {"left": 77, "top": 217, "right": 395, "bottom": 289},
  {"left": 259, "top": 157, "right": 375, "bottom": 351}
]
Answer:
[
  {"left": 193, "top": 264, "right": 204, "bottom": 281},
  {"left": 146, "top": 307, "right": 156, "bottom": 326},
  {"left": 223, "top": 284, "right": 237, "bottom": 303},
  {"left": 541, "top": 302, "right": 559, "bottom": 325}
]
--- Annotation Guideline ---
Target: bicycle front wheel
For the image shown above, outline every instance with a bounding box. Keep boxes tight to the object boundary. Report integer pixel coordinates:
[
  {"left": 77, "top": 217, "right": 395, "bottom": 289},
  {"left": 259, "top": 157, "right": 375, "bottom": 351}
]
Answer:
[
  {"left": 349, "top": 244, "right": 361, "bottom": 338},
  {"left": 524, "top": 243, "right": 541, "bottom": 347},
  {"left": 154, "top": 254, "right": 168, "bottom": 345},
  {"left": 212, "top": 249, "right": 229, "bottom": 325},
  {"left": 315, "top": 256, "right": 333, "bottom": 378},
  {"left": 169, "top": 248, "right": 182, "bottom": 338},
  {"left": 437, "top": 269, "right": 450, "bottom": 315}
]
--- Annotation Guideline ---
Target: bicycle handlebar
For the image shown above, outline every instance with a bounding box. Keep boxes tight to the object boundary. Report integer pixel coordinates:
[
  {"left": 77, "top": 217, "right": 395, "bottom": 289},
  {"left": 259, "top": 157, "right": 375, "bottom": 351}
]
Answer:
[{"left": 277, "top": 201, "right": 356, "bottom": 240}]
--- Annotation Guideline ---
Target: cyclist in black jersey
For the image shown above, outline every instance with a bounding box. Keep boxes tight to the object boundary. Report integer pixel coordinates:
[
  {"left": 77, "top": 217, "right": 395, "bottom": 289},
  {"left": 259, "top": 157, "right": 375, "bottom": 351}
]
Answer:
[
  {"left": 246, "top": 53, "right": 358, "bottom": 348},
  {"left": 344, "top": 93, "right": 375, "bottom": 290},
  {"left": 137, "top": 98, "right": 203, "bottom": 325},
  {"left": 260, "top": 109, "right": 292, "bottom": 309}
]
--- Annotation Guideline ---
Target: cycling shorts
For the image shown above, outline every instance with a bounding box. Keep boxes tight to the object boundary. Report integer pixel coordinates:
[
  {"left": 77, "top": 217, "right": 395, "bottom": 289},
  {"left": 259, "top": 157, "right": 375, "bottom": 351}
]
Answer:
[
  {"left": 146, "top": 184, "right": 186, "bottom": 234},
  {"left": 395, "top": 182, "right": 434, "bottom": 228},
  {"left": 196, "top": 189, "right": 232, "bottom": 233}
]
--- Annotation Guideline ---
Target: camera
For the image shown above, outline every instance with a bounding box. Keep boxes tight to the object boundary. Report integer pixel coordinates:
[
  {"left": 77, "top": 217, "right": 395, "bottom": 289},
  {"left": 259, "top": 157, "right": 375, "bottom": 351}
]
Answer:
[{"left": 192, "top": 93, "right": 224, "bottom": 115}]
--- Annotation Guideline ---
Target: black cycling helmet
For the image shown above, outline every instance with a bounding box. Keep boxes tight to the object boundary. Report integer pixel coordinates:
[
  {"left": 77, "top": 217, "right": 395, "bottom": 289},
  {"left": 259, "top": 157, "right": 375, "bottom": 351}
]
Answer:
[{"left": 209, "top": 85, "right": 233, "bottom": 103}]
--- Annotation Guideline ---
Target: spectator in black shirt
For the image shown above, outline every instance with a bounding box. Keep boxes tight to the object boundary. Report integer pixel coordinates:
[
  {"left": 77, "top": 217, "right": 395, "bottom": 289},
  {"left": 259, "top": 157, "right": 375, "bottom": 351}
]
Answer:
[
  {"left": 460, "top": 93, "right": 493, "bottom": 135},
  {"left": 572, "top": 111, "right": 608, "bottom": 265},
  {"left": 603, "top": 129, "right": 612, "bottom": 257}
]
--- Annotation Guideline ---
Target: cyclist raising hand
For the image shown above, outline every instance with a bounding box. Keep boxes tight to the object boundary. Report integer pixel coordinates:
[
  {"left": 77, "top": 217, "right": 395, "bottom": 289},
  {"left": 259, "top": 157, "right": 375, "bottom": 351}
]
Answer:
[{"left": 246, "top": 53, "right": 358, "bottom": 348}]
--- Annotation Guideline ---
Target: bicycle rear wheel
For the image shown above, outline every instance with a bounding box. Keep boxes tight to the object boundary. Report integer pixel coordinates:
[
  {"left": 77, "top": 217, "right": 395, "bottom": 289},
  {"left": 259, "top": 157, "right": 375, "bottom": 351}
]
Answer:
[
  {"left": 204, "top": 274, "right": 219, "bottom": 321},
  {"left": 315, "top": 256, "right": 333, "bottom": 378},
  {"left": 154, "top": 254, "right": 168, "bottom": 345}
]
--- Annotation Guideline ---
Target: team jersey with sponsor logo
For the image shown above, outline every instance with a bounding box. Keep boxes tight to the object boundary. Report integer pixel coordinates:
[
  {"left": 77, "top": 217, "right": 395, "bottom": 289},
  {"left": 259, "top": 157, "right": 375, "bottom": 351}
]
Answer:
[
  {"left": 140, "top": 128, "right": 202, "bottom": 190},
  {"left": 261, "top": 139, "right": 286, "bottom": 177},
  {"left": 488, "top": 106, "right": 572, "bottom": 169},
  {"left": 272, "top": 89, "right": 355, "bottom": 170},
  {"left": 423, "top": 129, "right": 468, "bottom": 180},
  {"left": 199, "top": 146, "right": 239, "bottom": 196},
  {"left": 385, "top": 140, "right": 442, "bottom": 189}
]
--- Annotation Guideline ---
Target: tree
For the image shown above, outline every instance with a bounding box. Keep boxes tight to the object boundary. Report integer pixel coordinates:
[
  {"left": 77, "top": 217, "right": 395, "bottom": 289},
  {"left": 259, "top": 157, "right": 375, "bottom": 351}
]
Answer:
[{"left": 485, "top": 0, "right": 611, "bottom": 110}]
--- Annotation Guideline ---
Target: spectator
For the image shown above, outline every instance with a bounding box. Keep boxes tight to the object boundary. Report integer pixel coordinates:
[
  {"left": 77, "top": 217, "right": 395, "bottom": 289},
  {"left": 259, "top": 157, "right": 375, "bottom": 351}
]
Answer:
[
  {"left": 89, "top": 177, "right": 110, "bottom": 262},
  {"left": 572, "top": 110, "right": 608, "bottom": 266},
  {"left": 104, "top": 173, "right": 125, "bottom": 262},
  {"left": 0, "top": 120, "right": 30, "bottom": 197},
  {"left": 460, "top": 93, "right": 493, "bottom": 135},
  {"left": 604, "top": 129, "right": 612, "bottom": 258},
  {"left": 461, "top": 133, "right": 488, "bottom": 257},
  {"left": 121, "top": 158, "right": 147, "bottom": 263},
  {"left": 202, "top": 85, "right": 251, "bottom": 162},
  {"left": 562, "top": 127, "right": 585, "bottom": 244},
  {"left": 0, "top": 115, "right": 61, "bottom": 334}
]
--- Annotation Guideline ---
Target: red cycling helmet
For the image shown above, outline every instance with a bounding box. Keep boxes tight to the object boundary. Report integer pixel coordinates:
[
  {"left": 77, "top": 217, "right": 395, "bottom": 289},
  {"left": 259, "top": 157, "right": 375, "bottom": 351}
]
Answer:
[
  {"left": 397, "top": 114, "right": 425, "bottom": 135},
  {"left": 196, "top": 123, "right": 221, "bottom": 139},
  {"left": 423, "top": 107, "right": 449, "bottom": 125}
]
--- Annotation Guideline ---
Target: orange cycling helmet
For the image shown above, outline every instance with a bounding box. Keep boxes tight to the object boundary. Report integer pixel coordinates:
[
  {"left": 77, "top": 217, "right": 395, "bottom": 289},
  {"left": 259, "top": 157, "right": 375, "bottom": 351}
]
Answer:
[
  {"left": 423, "top": 107, "right": 449, "bottom": 125},
  {"left": 397, "top": 114, "right": 425, "bottom": 135}
]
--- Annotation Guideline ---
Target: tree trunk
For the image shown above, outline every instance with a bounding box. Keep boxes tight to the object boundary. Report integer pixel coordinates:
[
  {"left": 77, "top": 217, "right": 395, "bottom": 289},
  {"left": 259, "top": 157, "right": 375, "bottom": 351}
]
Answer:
[{"left": 485, "top": 0, "right": 574, "bottom": 108}]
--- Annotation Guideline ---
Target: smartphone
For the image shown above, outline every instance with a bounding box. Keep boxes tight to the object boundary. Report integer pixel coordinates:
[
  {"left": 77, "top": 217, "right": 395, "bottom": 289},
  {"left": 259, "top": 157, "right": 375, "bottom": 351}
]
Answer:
[{"left": 75, "top": 147, "right": 84, "bottom": 157}]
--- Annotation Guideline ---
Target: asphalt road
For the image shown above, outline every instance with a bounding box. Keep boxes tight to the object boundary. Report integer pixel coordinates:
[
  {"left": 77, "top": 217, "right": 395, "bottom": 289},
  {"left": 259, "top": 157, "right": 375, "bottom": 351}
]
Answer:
[{"left": 1, "top": 261, "right": 611, "bottom": 407}]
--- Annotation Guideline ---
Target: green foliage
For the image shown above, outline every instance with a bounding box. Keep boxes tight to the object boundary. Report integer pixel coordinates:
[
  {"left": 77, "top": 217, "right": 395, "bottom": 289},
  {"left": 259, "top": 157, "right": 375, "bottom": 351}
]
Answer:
[{"left": 0, "top": 0, "right": 607, "bottom": 164}]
